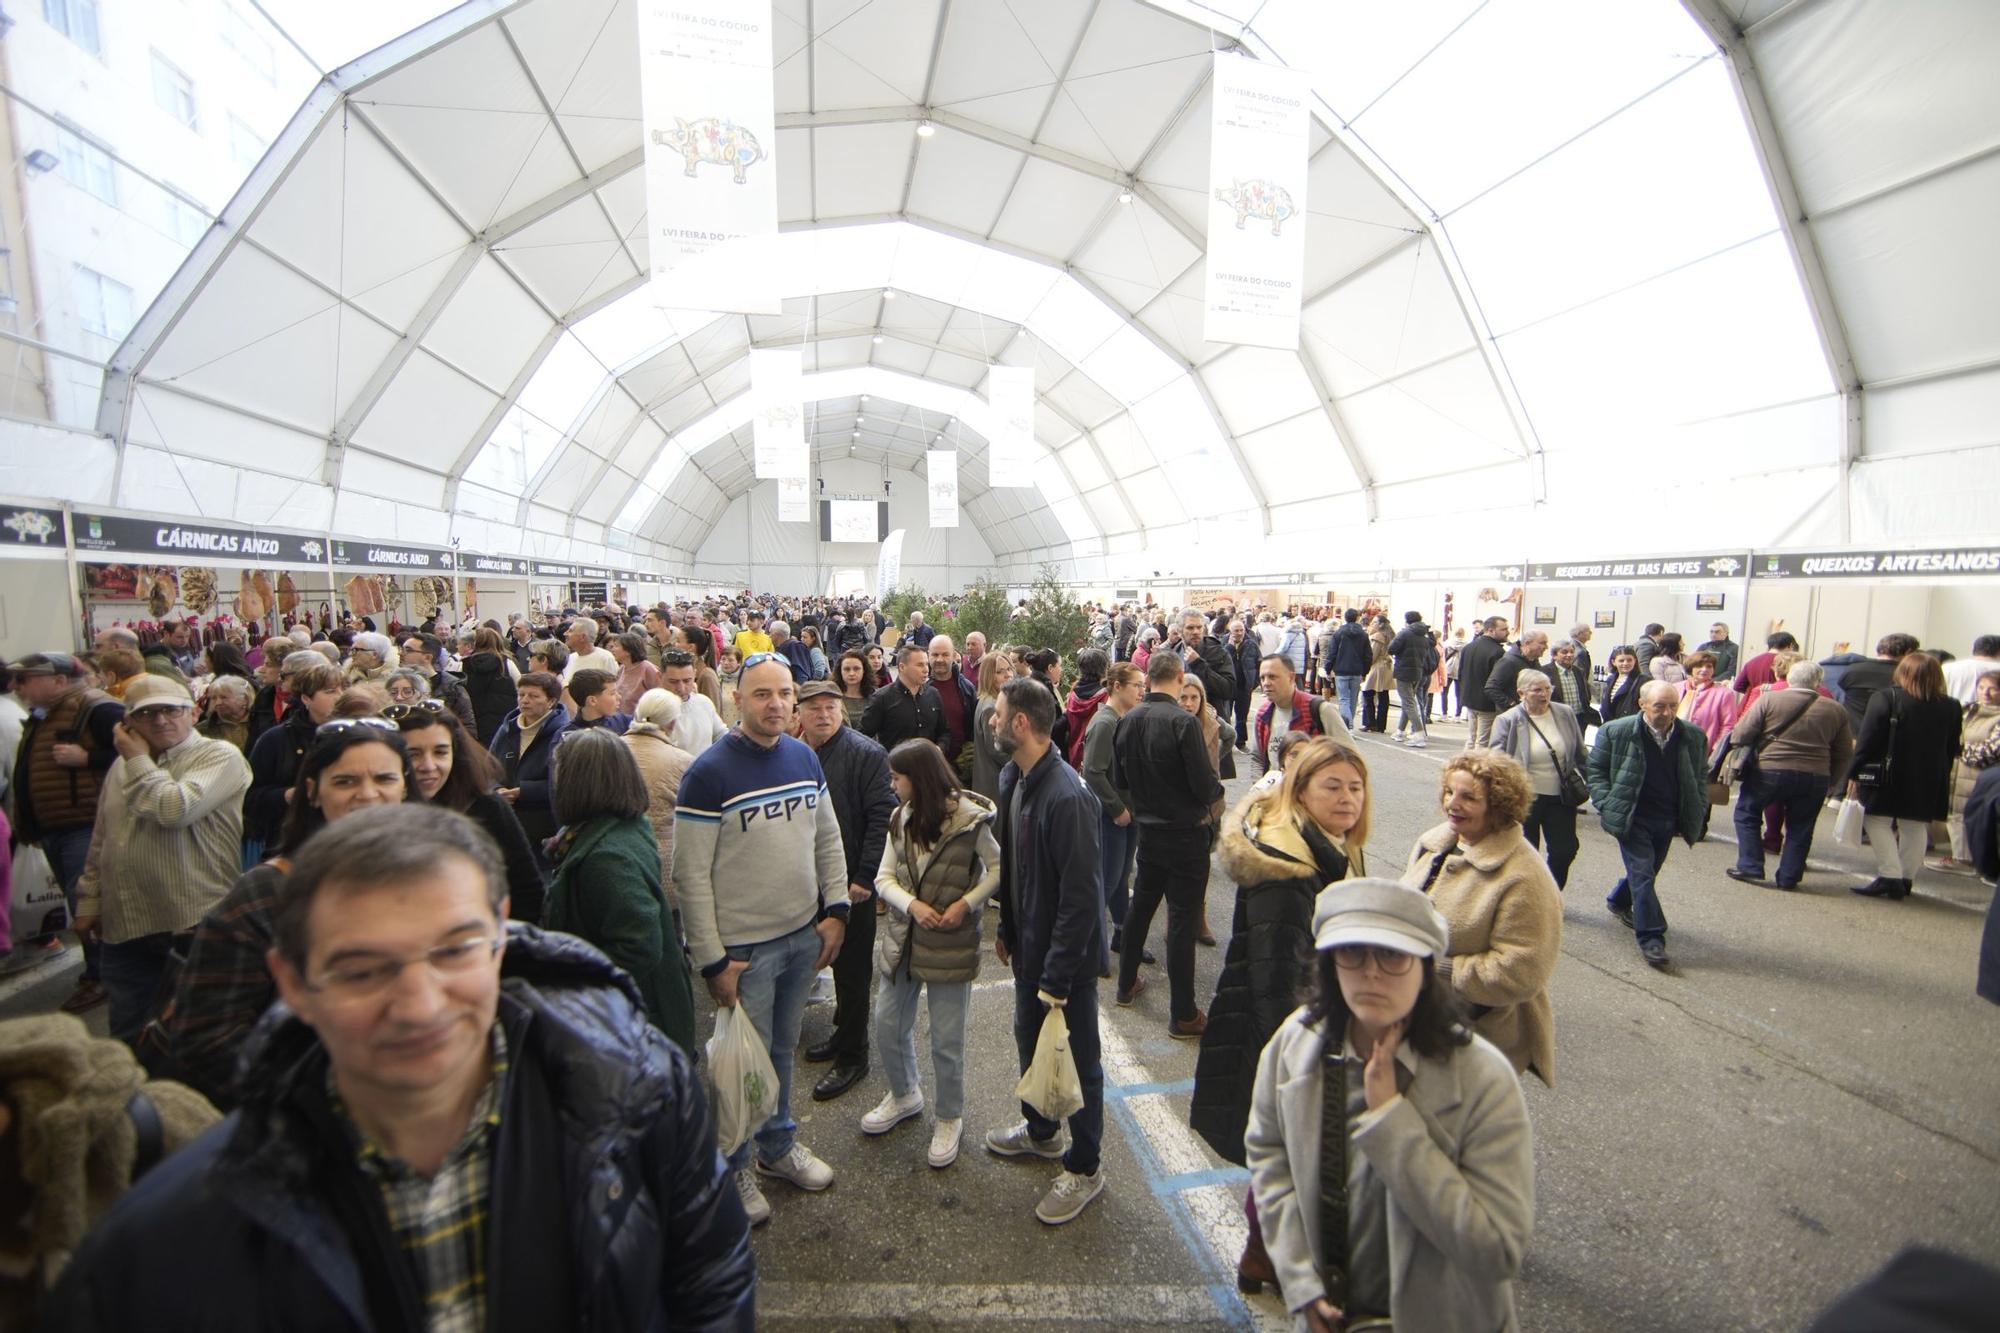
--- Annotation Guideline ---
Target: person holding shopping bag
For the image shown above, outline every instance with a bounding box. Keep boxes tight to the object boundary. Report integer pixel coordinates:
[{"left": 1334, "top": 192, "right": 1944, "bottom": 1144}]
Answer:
[
  {"left": 861, "top": 739, "right": 1001, "bottom": 1168},
  {"left": 1245, "top": 879, "right": 1535, "bottom": 1332}
]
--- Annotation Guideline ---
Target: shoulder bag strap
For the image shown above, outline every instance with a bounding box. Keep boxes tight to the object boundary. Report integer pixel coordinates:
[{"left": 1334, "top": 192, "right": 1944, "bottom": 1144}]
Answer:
[
  {"left": 1318, "top": 1039, "right": 1352, "bottom": 1309},
  {"left": 1524, "top": 712, "right": 1581, "bottom": 781},
  {"left": 1755, "top": 692, "right": 1819, "bottom": 755}
]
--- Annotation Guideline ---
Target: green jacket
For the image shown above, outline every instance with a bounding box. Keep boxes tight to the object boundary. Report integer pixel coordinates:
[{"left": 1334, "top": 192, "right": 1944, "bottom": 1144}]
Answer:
[
  {"left": 1585, "top": 715, "right": 1710, "bottom": 844},
  {"left": 545, "top": 814, "right": 696, "bottom": 1056}
]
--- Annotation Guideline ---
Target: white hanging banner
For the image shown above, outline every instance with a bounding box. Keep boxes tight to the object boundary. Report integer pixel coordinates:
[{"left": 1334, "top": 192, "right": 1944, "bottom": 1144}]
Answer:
[
  {"left": 987, "top": 365, "right": 1035, "bottom": 488},
  {"left": 876, "top": 528, "right": 905, "bottom": 602},
  {"left": 636, "top": 0, "right": 780, "bottom": 314},
  {"left": 777, "top": 475, "right": 810, "bottom": 523},
  {"left": 751, "top": 349, "right": 805, "bottom": 479},
  {"left": 1203, "top": 53, "right": 1310, "bottom": 350},
  {"left": 927, "top": 450, "right": 959, "bottom": 528}
]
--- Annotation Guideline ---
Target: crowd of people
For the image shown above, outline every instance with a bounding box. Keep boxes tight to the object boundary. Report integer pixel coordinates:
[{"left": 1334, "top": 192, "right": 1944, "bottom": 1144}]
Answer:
[{"left": 2, "top": 588, "right": 1996, "bottom": 1331}]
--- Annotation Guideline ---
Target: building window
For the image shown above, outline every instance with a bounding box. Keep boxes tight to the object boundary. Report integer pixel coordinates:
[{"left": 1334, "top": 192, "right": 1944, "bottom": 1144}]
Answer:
[
  {"left": 227, "top": 114, "right": 266, "bottom": 170},
  {"left": 163, "top": 187, "right": 208, "bottom": 246},
  {"left": 73, "top": 264, "right": 135, "bottom": 339},
  {"left": 151, "top": 51, "right": 198, "bottom": 129},
  {"left": 41, "top": 0, "right": 103, "bottom": 58},
  {"left": 219, "top": 4, "right": 276, "bottom": 82},
  {"left": 55, "top": 124, "right": 118, "bottom": 205}
]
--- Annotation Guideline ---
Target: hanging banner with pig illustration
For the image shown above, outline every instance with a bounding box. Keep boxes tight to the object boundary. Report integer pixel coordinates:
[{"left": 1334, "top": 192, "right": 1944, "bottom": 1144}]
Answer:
[
  {"left": 1204, "top": 53, "right": 1311, "bottom": 350},
  {"left": 752, "top": 348, "right": 807, "bottom": 480},
  {"left": 637, "top": 0, "right": 780, "bottom": 314}
]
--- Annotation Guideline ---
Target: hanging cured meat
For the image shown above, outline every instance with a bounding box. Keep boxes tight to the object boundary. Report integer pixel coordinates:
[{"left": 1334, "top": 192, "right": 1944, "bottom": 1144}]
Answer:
[
  {"left": 412, "top": 575, "right": 453, "bottom": 619},
  {"left": 146, "top": 567, "right": 179, "bottom": 619},
  {"left": 237, "top": 569, "right": 268, "bottom": 623},
  {"left": 179, "top": 568, "right": 217, "bottom": 614},
  {"left": 277, "top": 572, "right": 299, "bottom": 614},
  {"left": 344, "top": 574, "right": 385, "bottom": 616}
]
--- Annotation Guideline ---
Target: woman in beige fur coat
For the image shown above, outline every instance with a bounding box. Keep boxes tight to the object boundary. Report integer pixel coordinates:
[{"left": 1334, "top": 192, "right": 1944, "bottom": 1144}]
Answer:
[{"left": 1400, "top": 749, "right": 1562, "bottom": 1085}]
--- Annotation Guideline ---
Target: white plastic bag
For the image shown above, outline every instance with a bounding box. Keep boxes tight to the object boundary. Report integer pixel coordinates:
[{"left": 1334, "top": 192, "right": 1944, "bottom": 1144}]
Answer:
[
  {"left": 1833, "top": 798, "right": 1867, "bottom": 848},
  {"left": 706, "top": 1005, "right": 780, "bottom": 1155},
  {"left": 9, "top": 843, "right": 68, "bottom": 938},
  {"left": 1013, "top": 1005, "right": 1084, "bottom": 1122}
]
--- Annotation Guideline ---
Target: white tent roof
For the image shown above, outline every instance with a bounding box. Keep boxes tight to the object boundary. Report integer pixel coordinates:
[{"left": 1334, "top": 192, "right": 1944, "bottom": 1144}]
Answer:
[{"left": 79, "top": 0, "right": 2000, "bottom": 576}]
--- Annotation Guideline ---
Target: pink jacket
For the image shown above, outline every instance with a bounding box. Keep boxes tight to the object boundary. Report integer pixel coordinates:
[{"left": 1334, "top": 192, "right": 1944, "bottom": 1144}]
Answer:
[{"left": 1678, "top": 680, "right": 1741, "bottom": 751}]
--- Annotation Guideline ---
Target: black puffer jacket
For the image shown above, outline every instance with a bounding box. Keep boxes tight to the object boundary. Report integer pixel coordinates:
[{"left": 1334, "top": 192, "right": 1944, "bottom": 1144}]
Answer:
[
  {"left": 461, "top": 649, "right": 519, "bottom": 748},
  {"left": 1189, "top": 789, "right": 1354, "bottom": 1165},
  {"left": 44, "top": 926, "right": 756, "bottom": 1332},
  {"left": 242, "top": 705, "right": 317, "bottom": 846}
]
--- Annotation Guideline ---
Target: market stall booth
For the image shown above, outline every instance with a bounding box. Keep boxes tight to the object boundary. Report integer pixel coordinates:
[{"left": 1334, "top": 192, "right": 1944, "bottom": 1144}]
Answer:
[
  {"left": 1521, "top": 551, "right": 1752, "bottom": 671},
  {"left": 1744, "top": 545, "right": 2000, "bottom": 661}
]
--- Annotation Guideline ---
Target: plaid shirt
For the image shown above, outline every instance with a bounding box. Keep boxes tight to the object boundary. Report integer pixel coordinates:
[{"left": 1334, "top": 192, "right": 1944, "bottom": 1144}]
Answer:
[{"left": 331, "top": 1026, "right": 508, "bottom": 1333}]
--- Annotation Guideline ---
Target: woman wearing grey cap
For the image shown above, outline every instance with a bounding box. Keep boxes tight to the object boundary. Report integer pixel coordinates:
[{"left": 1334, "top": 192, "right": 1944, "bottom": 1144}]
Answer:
[{"left": 1245, "top": 879, "right": 1534, "bottom": 1332}]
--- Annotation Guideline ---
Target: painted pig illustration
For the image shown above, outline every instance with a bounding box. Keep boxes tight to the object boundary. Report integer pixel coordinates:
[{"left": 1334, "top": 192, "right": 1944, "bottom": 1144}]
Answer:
[
  {"left": 653, "top": 117, "right": 766, "bottom": 184},
  {"left": 1214, "top": 179, "right": 1296, "bottom": 236},
  {"left": 3, "top": 509, "right": 55, "bottom": 543}
]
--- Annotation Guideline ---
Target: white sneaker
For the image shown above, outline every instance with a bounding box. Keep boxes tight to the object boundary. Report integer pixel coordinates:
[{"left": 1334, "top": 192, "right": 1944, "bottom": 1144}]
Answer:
[
  {"left": 861, "top": 1089, "right": 925, "bottom": 1135},
  {"left": 1035, "top": 1168, "right": 1105, "bottom": 1225},
  {"left": 928, "top": 1118, "right": 963, "bottom": 1168},
  {"left": 736, "top": 1167, "right": 772, "bottom": 1226},
  {"left": 1390, "top": 732, "right": 1408, "bottom": 743},
  {"left": 985, "top": 1119, "right": 1068, "bottom": 1160},
  {"left": 756, "top": 1142, "right": 835, "bottom": 1192},
  {"left": 1406, "top": 736, "right": 1429, "bottom": 749}
]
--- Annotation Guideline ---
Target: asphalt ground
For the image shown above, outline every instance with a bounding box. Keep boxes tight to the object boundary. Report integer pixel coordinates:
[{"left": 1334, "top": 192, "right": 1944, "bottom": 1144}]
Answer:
[{"left": 7, "top": 709, "right": 1997, "bottom": 1330}]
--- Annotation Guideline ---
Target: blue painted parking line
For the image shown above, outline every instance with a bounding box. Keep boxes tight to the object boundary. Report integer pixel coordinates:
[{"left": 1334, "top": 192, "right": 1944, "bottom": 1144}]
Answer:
[
  {"left": 1151, "top": 1165, "right": 1249, "bottom": 1196},
  {"left": 1107, "top": 1077, "right": 1196, "bottom": 1100}
]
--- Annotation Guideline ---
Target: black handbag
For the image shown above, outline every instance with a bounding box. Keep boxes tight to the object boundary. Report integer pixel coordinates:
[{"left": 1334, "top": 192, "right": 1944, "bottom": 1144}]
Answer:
[
  {"left": 1852, "top": 695, "right": 1899, "bottom": 791},
  {"left": 1525, "top": 713, "right": 1590, "bottom": 808}
]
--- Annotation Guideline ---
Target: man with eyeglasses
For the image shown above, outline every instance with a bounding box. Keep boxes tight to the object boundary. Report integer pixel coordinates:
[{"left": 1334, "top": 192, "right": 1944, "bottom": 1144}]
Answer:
[
  {"left": 859, "top": 645, "right": 949, "bottom": 753},
  {"left": 71, "top": 676, "right": 250, "bottom": 1043},
  {"left": 46, "top": 803, "right": 756, "bottom": 1330},
  {"left": 389, "top": 651, "right": 477, "bottom": 734}
]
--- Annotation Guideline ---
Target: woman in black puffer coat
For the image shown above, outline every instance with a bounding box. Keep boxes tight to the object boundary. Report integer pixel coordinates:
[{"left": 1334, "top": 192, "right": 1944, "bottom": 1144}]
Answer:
[
  {"left": 1190, "top": 738, "right": 1370, "bottom": 1294},
  {"left": 460, "top": 626, "right": 521, "bottom": 747}
]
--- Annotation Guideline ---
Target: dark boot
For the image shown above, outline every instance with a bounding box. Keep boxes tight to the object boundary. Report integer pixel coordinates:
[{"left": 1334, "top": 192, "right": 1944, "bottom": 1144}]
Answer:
[{"left": 1850, "top": 877, "right": 1910, "bottom": 900}]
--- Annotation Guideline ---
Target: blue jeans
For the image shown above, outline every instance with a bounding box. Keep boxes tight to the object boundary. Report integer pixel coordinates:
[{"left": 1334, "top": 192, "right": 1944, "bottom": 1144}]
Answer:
[
  {"left": 1334, "top": 676, "right": 1362, "bottom": 728},
  {"left": 1608, "top": 816, "right": 1677, "bottom": 945},
  {"left": 874, "top": 972, "right": 970, "bottom": 1118},
  {"left": 41, "top": 825, "right": 100, "bottom": 981},
  {"left": 723, "top": 922, "right": 822, "bottom": 1170},
  {"left": 1099, "top": 812, "right": 1132, "bottom": 931},
  {"left": 100, "top": 930, "right": 183, "bottom": 1045},
  {"left": 1012, "top": 977, "right": 1104, "bottom": 1177},
  {"left": 1733, "top": 769, "right": 1828, "bottom": 886}
]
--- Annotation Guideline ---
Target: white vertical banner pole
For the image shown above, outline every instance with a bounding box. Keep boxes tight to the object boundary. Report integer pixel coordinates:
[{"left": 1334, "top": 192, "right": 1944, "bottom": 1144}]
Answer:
[
  {"left": 751, "top": 348, "right": 804, "bottom": 479},
  {"left": 636, "top": 0, "right": 780, "bottom": 314},
  {"left": 927, "top": 449, "right": 958, "bottom": 528},
  {"left": 777, "top": 474, "right": 810, "bottom": 523},
  {"left": 986, "top": 364, "right": 1035, "bottom": 487},
  {"left": 1203, "top": 53, "right": 1310, "bottom": 350}
]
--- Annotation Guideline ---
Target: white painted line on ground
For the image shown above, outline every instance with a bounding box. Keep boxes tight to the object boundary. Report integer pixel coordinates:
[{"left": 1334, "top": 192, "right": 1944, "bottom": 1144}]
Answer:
[{"left": 757, "top": 1281, "right": 1232, "bottom": 1324}]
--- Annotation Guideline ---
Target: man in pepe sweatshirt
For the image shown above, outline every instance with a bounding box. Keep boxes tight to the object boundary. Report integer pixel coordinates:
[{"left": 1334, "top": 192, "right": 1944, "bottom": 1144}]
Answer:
[{"left": 673, "top": 653, "right": 850, "bottom": 1229}]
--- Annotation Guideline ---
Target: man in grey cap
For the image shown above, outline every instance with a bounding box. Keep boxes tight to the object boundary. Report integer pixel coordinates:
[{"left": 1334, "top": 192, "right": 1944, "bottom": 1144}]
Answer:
[
  {"left": 8, "top": 652, "right": 123, "bottom": 1003},
  {"left": 72, "top": 675, "right": 251, "bottom": 1043}
]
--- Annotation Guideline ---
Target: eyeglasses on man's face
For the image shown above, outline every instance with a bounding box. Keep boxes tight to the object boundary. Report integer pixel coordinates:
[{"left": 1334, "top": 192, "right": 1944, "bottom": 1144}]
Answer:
[
  {"left": 383, "top": 698, "right": 448, "bottom": 721},
  {"left": 308, "top": 934, "right": 502, "bottom": 998}
]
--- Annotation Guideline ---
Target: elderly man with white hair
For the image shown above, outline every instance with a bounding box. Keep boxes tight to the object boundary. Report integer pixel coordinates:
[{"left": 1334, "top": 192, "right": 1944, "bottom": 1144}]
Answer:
[
  {"left": 344, "top": 630, "right": 396, "bottom": 685},
  {"left": 1723, "top": 659, "right": 1853, "bottom": 891},
  {"left": 1586, "top": 679, "right": 1712, "bottom": 969}
]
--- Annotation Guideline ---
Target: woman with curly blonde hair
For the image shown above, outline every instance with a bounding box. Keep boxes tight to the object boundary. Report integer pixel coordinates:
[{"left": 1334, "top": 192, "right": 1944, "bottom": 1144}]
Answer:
[{"left": 1400, "top": 748, "right": 1562, "bottom": 1085}]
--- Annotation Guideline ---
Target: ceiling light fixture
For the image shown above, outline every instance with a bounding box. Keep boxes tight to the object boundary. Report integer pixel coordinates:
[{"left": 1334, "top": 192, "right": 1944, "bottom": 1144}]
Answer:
[
  {"left": 1118, "top": 188, "right": 1134, "bottom": 204},
  {"left": 872, "top": 335, "right": 884, "bottom": 344},
  {"left": 916, "top": 120, "right": 936, "bottom": 138},
  {"left": 881, "top": 289, "right": 896, "bottom": 300}
]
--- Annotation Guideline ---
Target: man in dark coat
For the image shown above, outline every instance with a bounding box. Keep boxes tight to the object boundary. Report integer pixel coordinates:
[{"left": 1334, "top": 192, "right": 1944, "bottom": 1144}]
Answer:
[
  {"left": 1226, "top": 617, "right": 1261, "bottom": 751},
  {"left": 1484, "top": 629, "right": 1550, "bottom": 716},
  {"left": 1387, "top": 611, "right": 1438, "bottom": 747},
  {"left": 1112, "top": 653, "right": 1224, "bottom": 1037},
  {"left": 1322, "top": 608, "right": 1373, "bottom": 729},
  {"left": 858, "top": 645, "right": 948, "bottom": 752},
  {"left": 42, "top": 805, "right": 755, "bottom": 1333},
  {"left": 1176, "top": 609, "right": 1235, "bottom": 711},
  {"left": 989, "top": 678, "right": 1108, "bottom": 1226},
  {"left": 797, "top": 683, "right": 896, "bottom": 1100},
  {"left": 1456, "top": 616, "right": 1511, "bottom": 749}
]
